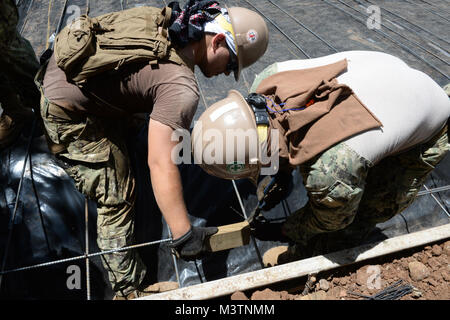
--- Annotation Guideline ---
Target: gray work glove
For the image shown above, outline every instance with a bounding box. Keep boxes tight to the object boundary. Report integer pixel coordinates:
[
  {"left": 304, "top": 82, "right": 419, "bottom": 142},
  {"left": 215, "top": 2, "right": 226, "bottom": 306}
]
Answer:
[
  {"left": 256, "top": 170, "right": 293, "bottom": 211},
  {"left": 168, "top": 226, "right": 218, "bottom": 261}
]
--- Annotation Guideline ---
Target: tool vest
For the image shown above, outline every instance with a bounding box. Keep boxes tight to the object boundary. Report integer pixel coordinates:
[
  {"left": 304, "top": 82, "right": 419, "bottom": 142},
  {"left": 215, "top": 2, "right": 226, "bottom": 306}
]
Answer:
[{"left": 54, "top": 6, "right": 191, "bottom": 86}]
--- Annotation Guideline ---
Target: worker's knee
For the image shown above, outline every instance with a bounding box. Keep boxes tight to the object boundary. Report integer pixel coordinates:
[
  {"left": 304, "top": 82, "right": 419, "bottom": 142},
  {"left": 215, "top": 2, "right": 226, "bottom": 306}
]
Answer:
[
  {"left": 283, "top": 180, "right": 364, "bottom": 241},
  {"left": 301, "top": 143, "right": 369, "bottom": 203},
  {"left": 299, "top": 143, "right": 369, "bottom": 232}
]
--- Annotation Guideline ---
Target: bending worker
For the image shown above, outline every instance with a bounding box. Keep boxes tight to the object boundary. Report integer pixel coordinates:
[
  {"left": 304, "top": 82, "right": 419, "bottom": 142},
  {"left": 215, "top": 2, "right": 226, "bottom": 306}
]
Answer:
[
  {"left": 192, "top": 50, "right": 450, "bottom": 265},
  {"left": 37, "top": 1, "right": 268, "bottom": 298},
  {"left": 0, "top": 0, "right": 40, "bottom": 149}
]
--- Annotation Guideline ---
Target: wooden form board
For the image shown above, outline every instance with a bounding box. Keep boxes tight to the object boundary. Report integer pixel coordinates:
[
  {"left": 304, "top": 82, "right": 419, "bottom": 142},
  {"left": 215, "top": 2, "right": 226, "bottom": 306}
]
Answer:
[
  {"left": 206, "top": 221, "right": 251, "bottom": 252},
  {"left": 138, "top": 223, "right": 450, "bottom": 300}
]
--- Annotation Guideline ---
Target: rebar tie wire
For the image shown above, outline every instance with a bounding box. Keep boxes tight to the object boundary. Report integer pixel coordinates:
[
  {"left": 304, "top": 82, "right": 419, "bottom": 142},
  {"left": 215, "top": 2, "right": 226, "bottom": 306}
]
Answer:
[{"left": 348, "top": 280, "right": 414, "bottom": 300}]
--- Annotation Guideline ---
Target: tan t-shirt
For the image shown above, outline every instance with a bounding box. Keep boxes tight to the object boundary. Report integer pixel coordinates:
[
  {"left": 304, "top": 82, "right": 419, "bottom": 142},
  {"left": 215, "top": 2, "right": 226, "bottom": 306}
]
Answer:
[{"left": 43, "top": 53, "right": 199, "bottom": 130}]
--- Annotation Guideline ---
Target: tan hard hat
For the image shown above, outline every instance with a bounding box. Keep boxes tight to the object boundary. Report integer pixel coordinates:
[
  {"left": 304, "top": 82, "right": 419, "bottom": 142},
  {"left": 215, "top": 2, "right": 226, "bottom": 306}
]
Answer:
[
  {"left": 227, "top": 7, "right": 269, "bottom": 81},
  {"left": 191, "top": 90, "right": 261, "bottom": 185}
]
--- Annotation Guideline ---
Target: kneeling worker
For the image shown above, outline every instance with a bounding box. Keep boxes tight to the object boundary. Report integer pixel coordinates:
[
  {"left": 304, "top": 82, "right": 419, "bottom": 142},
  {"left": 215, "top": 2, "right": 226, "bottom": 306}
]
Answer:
[{"left": 192, "top": 50, "right": 450, "bottom": 265}]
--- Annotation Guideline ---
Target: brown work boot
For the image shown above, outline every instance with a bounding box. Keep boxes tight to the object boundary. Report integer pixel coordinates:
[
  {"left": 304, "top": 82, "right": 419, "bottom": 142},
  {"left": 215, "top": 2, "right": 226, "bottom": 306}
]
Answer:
[
  {"left": 262, "top": 243, "right": 312, "bottom": 267},
  {"left": 277, "top": 243, "right": 311, "bottom": 265},
  {"left": 262, "top": 245, "right": 288, "bottom": 267}
]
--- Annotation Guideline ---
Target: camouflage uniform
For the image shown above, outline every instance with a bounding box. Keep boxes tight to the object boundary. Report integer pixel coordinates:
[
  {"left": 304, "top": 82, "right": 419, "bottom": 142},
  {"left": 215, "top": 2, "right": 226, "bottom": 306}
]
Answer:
[
  {"left": 35, "top": 64, "right": 146, "bottom": 296},
  {"left": 0, "top": 0, "right": 40, "bottom": 148},
  {"left": 280, "top": 125, "right": 449, "bottom": 261}
]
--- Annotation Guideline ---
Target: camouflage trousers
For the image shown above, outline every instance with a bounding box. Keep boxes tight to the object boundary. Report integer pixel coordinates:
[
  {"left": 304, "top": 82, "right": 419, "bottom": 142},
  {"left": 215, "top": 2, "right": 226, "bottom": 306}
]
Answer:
[
  {"left": 283, "top": 125, "right": 449, "bottom": 253},
  {"left": 37, "top": 68, "right": 146, "bottom": 295}
]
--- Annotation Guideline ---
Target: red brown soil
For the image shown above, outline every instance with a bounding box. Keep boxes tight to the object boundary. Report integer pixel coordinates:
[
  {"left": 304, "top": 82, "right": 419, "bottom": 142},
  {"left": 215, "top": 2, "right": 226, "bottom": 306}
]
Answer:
[{"left": 229, "top": 239, "right": 450, "bottom": 300}]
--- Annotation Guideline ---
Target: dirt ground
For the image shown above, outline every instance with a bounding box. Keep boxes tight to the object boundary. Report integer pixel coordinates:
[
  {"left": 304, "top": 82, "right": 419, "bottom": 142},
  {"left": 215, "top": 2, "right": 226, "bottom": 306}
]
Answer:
[{"left": 229, "top": 239, "right": 450, "bottom": 300}]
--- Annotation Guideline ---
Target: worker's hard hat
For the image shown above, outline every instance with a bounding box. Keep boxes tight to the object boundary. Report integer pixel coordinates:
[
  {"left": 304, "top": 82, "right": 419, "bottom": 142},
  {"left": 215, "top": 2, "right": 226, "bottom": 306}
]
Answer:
[
  {"left": 227, "top": 7, "right": 269, "bottom": 81},
  {"left": 191, "top": 90, "right": 262, "bottom": 185}
]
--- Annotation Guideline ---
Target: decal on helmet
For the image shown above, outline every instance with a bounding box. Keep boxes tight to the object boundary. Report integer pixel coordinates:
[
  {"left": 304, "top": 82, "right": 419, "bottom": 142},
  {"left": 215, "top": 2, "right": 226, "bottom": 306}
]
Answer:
[
  {"left": 226, "top": 162, "right": 245, "bottom": 174},
  {"left": 246, "top": 29, "right": 258, "bottom": 43}
]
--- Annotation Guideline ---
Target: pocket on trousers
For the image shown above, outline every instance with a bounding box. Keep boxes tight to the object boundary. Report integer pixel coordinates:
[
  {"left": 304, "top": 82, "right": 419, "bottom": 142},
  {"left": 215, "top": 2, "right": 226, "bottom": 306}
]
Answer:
[
  {"left": 64, "top": 117, "right": 111, "bottom": 163},
  {"left": 310, "top": 180, "right": 357, "bottom": 208}
]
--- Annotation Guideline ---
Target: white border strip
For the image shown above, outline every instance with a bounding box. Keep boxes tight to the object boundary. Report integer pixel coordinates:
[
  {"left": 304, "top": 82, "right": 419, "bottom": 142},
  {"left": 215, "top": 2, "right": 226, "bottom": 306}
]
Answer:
[{"left": 138, "top": 223, "right": 450, "bottom": 300}]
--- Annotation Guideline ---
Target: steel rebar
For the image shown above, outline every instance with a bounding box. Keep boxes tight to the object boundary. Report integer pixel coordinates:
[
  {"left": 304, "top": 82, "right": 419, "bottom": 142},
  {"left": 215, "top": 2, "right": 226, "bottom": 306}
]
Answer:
[
  {"left": 423, "top": 185, "right": 450, "bottom": 218},
  {"left": 322, "top": 0, "right": 449, "bottom": 79},
  {"left": 266, "top": 0, "right": 339, "bottom": 53},
  {"left": 417, "top": 185, "right": 450, "bottom": 196},
  {"left": 354, "top": 0, "right": 450, "bottom": 58},
  {"left": 84, "top": 198, "right": 90, "bottom": 300},
  {"left": 403, "top": 0, "right": 450, "bottom": 24},
  {"left": 241, "top": 0, "right": 310, "bottom": 58},
  {"left": 19, "top": 0, "right": 35, "bottom": 34},
  {"left": 364, "top": 0, "right": 450, "bottom": 46},
  {"left": 232, "top": 180, "right": 265, "bottom": 269},
  {"left": 0, "top": 238, "right": 172, "bottom": 276},
  {"left": 338, "top": 0, "right": 450, "bottom": 66}
]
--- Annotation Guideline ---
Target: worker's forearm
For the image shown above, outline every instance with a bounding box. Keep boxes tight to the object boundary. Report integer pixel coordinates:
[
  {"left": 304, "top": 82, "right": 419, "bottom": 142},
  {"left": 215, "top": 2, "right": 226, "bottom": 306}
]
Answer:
[{"left": 149, "top": 161, "right": 191, "bottom": 239}]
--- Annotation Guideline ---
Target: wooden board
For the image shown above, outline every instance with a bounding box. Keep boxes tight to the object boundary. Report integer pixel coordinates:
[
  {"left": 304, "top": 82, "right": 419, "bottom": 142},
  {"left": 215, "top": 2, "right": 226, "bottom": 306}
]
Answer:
[
  {"left": 206, "top": 221, "right": 251, "bottom": 252},
  {"left": 139, "top": 223, "right": 450, "bottom": 300}
]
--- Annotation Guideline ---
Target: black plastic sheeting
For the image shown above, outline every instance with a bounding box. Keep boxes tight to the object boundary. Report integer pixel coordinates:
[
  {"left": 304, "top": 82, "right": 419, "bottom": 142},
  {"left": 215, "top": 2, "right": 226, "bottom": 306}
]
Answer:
[{"left": 0, "top": 119, "right": 449, "bottom": 300}]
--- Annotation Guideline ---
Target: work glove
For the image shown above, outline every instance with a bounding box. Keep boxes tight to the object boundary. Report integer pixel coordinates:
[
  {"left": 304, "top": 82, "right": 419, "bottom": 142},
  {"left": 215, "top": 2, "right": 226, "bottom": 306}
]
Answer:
[
  {"left": 168, "top": 226, "right": 218, "bottom": 261},
  {"left": 256, "top": 170, "right": 293, "bottom": 211},
  {"left": 250, "top": 217, "right": 290, "bottom": 243}
]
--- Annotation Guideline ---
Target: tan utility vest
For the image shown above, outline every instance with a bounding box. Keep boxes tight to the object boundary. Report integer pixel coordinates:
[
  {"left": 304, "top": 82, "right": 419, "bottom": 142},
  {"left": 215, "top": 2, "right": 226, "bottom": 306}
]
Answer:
[
  {"left": 54, "top": 6, "right": 192, "bottom": 86},
  {"left": 255, "top": 59, "right": 383, "bottom": 166}
]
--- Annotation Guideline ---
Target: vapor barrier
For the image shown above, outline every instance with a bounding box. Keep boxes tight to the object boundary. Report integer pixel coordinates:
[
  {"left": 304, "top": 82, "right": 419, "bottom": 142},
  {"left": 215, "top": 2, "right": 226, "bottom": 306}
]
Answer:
[{"left": 1, "top": 121, "right": 448, "bottom": 300}]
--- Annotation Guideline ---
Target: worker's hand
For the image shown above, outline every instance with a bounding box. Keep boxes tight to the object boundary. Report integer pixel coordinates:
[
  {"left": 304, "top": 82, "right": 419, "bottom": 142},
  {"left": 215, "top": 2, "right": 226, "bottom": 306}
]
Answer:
[
  {"left": 250, "top": 218, "right": 290, "bottom": 243},
  {"left": 256, "top": 171, "right": 293, "bottom": 211},
  {"left": 168, "top": 226, "right": 218, "bottom": 261}
]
